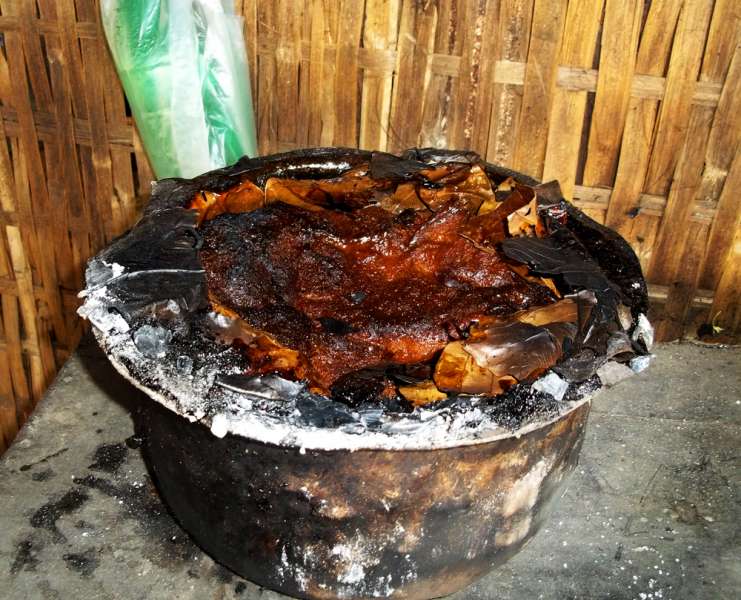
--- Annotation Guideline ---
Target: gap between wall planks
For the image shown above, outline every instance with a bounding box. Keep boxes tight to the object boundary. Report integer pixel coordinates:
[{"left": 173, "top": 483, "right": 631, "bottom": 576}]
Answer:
[{"left": 0, "top": 0, "right": 739, "bottom": 452}]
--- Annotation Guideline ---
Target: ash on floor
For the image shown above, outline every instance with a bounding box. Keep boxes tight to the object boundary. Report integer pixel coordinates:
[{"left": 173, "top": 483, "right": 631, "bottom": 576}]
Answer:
[{"left": 0, "top": 336, "right": 739, "bottom": 600}]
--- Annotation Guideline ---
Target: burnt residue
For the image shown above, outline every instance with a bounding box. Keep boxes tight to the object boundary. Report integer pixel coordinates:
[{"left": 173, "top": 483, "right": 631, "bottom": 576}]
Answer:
[
  {"left": 484, "top": 384, "right": 561, "bottom": 429},
  {"left": 125, "top": 435, "right": 144, "bottom": 449},
  {"left": 62, "top": 548, "right": 99, "bottom": 577},
  {"left": 72, "top": 474, "right": 199, "bottom": 569},
  {"left": 30, "top": 468, "right": 55, "bottom": 482},
  {"left": 88, "top": 442, "right": 128, "bottom": 473},
  {"left": 73, "top": 474, "right": 119, "bottom": 496},
  {"left": 19, "top": 448, "right": 69, "bottom": 472},
  {"left": 29, "top": 489, "right": 89, "bottom": 542},
  {"left": 10, "top": 539, "right": 40, "bottom": 574},
  {"left": 215, "top": 564, "right": 234, "bottom": 583},
  {"left": 10, "top": 437, "right": 199, "bottom": 580}
]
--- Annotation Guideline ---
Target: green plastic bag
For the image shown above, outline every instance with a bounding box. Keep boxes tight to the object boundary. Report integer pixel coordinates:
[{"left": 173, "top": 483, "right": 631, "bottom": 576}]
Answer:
[{"left": 101, "top": 0, "right": 258, "bottom": 179}]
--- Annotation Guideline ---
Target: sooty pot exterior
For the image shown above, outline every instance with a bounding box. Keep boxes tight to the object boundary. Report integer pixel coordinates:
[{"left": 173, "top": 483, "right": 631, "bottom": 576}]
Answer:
[{"left": 142, "top": 400, "right": 590, "bottom": 600}]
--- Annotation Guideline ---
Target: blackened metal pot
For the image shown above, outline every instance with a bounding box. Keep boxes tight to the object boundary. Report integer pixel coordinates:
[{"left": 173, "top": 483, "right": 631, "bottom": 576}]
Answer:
[
  {"left": 80, "top": 147, "right": 651, "bottom": 600},
  {"left": 143, "top": 397, "right": 590, "bottom": 600}
]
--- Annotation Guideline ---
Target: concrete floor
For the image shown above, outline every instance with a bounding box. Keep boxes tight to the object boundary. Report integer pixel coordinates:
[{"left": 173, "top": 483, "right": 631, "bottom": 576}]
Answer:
[{"left": 0, "top": 336, "right": 739, "bottom": 600}]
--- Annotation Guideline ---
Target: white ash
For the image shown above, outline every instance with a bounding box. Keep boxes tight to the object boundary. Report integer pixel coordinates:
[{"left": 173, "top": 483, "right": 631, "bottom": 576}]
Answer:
[
  {"left": 106, "top": 261, "right": 126, "bottom": 278},
  {"left": 209, "top": 414, "right": 229, "bottom": 438},
  {"left": 133, "top": 325, "right": 172, "bottom": 359},
  {"left": 175, "top": 355, "right": 193, "bottom": 374},
  {"left": 630, "top": 354, "right": 653, "bottom": 373},
  {"left": 95, "top": 317, "right": 595, "bottom": 451},
  {"left": 597, "top": 361, "right": 636, "bottom": 387},
  {"left": 532, "top": 372, "right": 569, "bottom": 402},
  {"left": 77, "top": 283, "right": 130, "bottom": 334},
  {"left": 633, "top": 313, "right": 655, "bottom": 351}
]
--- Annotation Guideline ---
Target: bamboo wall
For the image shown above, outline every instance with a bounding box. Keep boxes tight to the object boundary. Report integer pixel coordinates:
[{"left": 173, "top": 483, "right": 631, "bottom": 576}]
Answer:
[{"left": 0, "top": 0, "right": 739, "bottom": 452}]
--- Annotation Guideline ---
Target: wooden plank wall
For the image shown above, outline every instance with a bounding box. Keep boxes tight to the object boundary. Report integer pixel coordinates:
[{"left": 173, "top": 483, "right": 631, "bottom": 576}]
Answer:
[{"left": 0, "top": 0, "right": 739, "bottom": 452}]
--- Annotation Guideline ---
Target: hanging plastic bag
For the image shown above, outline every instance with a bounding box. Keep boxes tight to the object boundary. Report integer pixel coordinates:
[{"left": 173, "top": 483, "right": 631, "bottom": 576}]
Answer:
[{"left": 101, "top": 0, "right": 258, "bottom": 179}]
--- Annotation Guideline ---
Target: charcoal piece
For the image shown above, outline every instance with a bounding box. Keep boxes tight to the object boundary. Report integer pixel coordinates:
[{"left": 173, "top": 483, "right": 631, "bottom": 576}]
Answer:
[
  {"left": 596, "top": 361, "right": 636, "bottom": 387},
  {"left": 531, "top": 372, "right": 569, "bottom": 402},
  {"left": 553, "top": 348, "right": 607, "bottom": 382},
  {"left": 605, "top": 332, "right": 634, "bottom": 359},
  {"left": 176, "top": 355, "right": 194, "bottom": 374},
  {"left": 533, "top": 180, "right": 565, "bottom": 208},
  {"left": 401, "top": 147, "right": 481, "bottom": 166},
  {"left": 500, "top": 236, "right": 613, "bottom": 295},
  {"left": 330, "top": 370, "right": 400, "bottom": 409},
  {"left": 630, "top": 355, "right": 652, "bottom": 373},
  {"left": 85, "top": 260, "right": 118, "bottom": 289},
  {"left": 482, "top": 383, "right": 561, "bottom": 429},
  {"left": 356, "top": 406, "right": 384, "bottom": 428},
  {"left": 295, "top": 395, "right": 357, "bottom": 428},
  {"left": 368, "top": 151, "right": 429, "bottom": 181},
  {"left": 133, "top": 325, "right": 172, "bottom": 359},
  {"left": 632, "top": 313, "right": 654, "bottom": 351}
]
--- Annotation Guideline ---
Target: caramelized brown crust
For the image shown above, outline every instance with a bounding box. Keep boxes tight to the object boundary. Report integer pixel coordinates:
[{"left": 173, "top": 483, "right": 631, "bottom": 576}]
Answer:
[{"left": 199, "top": 200, "right": 554, "bottom": 390}]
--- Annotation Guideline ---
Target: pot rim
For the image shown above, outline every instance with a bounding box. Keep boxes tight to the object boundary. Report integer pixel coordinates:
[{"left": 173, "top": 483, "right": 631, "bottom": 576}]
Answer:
[{"left": 96, "top": 325, "right": 593, "bottom": 452}]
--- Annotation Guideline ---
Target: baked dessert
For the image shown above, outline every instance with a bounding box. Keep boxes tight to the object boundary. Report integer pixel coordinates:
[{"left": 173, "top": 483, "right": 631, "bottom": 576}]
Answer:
[{"left": 190, "top": 156, "right": 619, "bottom": 407}]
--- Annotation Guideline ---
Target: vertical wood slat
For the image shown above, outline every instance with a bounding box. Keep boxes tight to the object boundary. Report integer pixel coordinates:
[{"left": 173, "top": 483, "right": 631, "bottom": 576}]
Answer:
[
  {"left": 704, "top": 151, "right": 741, "bottom": 332},
  {"left": 511, "top": 0, "right": 566, "bottom": 180},
  {"left": 359, "top": 0, "right": 400, "bottom": 151},
  {"left": 643, "top": 0, "right": 715, "bottom": 197},
  {"left": 581, "top": 0, "right": 641, "bottom": 188},
  {"left": 0, "top": 346, "right": 16, "bottom": 450},
  {"left": 332, "top": 0, "right": 364, "bottom": 147},
  {"left": 696, "top": 42, "right": 741, "bottom": 291},
  {"left": 294, "top": 3, "right": 313, "bottom": 148},
  {"left": 649, "top": 106, "right": 714, "bottom": 340},
  {"left": 647, "top": 0, "right": 734, "bottom": 339},
  {"left": 604, "top": 0, "right": 683, "bottom": 266},
  {"left": 468, "top": 0, "right": 502, "bottom": 156},
  {"left": 448, "top": 0, "right": 494, "bottom": 152},
  {"left": 541, "top": 0, "right": 604, "bottom": 199},
  {"left": 485, "top": 0, "right": 533, "bottom": 167},
  {"left": 387, "top": 0, "right": 437, "bottom": 152},
  {"left": 256, "top": 1, "right": 278, "bottom": 154},
  {"left": 306, "top": 0, "right": 328, "bottom": 145},
  {"left": 275, "top": 0, "right": 303, "bottom": 146},
  {"left": 3, "top": 0, "right": 68, "bottom": 350},
  {"left": 0, "top": 0, "right": 740, "bottom": 454},
  {"left": 419, "top": 0, "right": 458, "bottom": 149},
  {"left": 319, "top": 1, "right": 342, "bottom": 147}
]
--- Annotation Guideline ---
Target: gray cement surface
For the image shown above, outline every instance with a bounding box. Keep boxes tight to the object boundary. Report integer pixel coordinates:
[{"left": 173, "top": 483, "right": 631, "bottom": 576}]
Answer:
[{"left": 1, "top": 337, "right": 739, "bottom": 600}]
